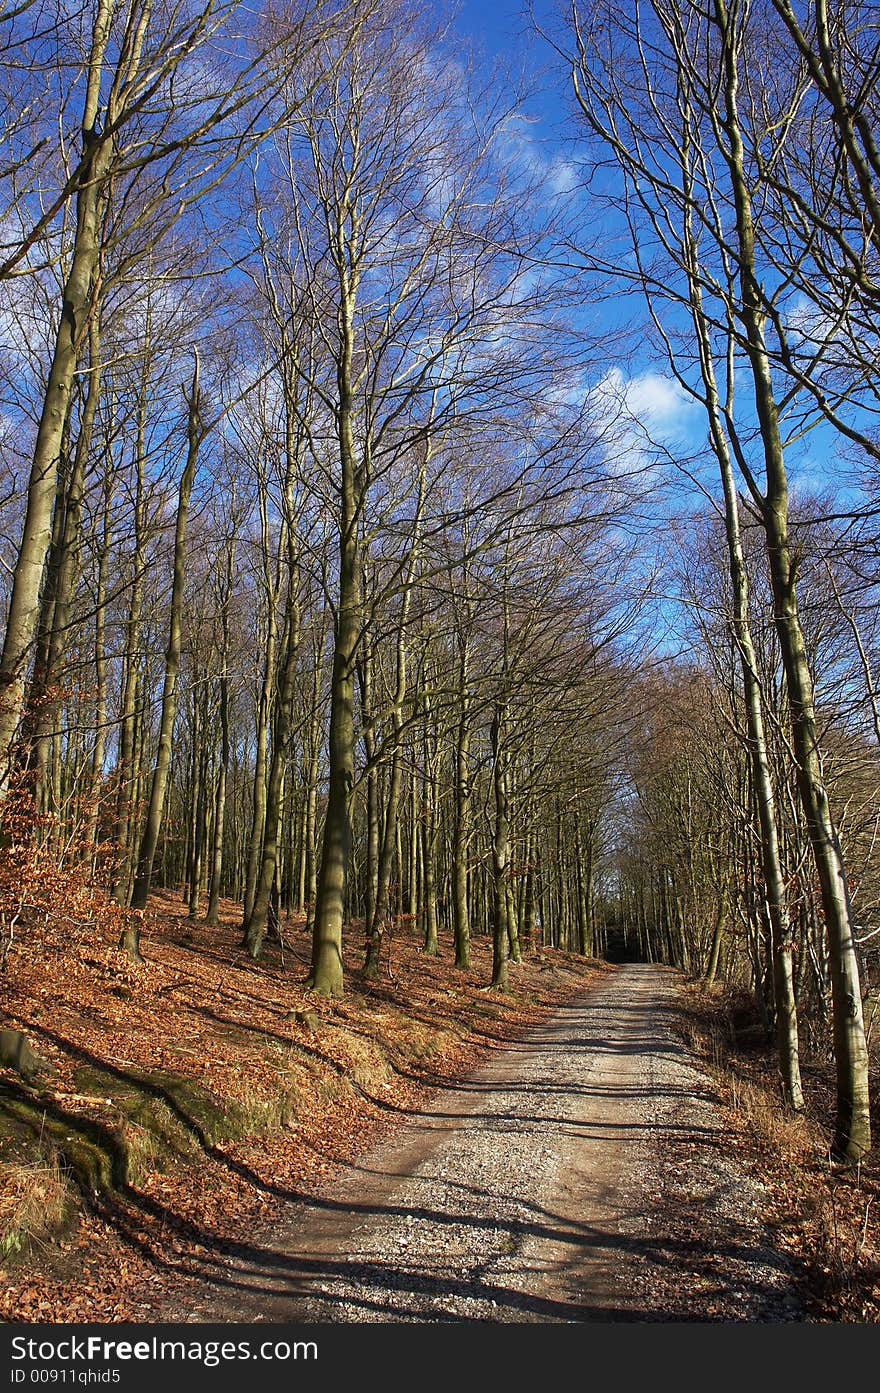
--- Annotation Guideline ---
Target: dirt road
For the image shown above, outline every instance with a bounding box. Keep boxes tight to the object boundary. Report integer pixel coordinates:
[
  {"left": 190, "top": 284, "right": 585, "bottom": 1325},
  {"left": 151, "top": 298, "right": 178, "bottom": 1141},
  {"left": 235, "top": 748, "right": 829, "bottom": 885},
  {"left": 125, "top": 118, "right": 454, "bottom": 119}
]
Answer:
[{"left": 163, "top": 964, "right": 800, "bottom": 1322}]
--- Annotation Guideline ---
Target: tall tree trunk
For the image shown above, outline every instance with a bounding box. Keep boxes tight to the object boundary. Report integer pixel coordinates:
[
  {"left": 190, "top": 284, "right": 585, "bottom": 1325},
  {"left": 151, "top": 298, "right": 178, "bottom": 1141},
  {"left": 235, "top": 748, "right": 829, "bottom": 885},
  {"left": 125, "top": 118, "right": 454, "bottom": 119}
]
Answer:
[
  {"left": 704, "top": 892, "right": 726, "bottom": 987},
  {"left": 205, "top": 532, "right": 234, "bottom": 925},
  {"left": 364, "top": 733, "right": 403, "bottom": 978},
  {"left": 363, "top": 471, "right": 424, "bottom": 978},
  {"left": 127, "top": 355, "right": 203, "bottom": 952},
  {"left": 187, "top": 698, "right": 208, "bottom": 919},
  {"left": 575, "top": 817, "right": 589, "bottom": 956},
  {"left": 522, "top": 825, "right": 536, "bottom": 951},
  {"left": 422, "top": 714, "right": 439, "bottom": 956},
  {"left": 308, "top": 553, "right": 358, "bottom": 997},
  {"left": 490, "top": 706, "right": 510, "bottom": 990},
  {"left": 242, "top": 492, "right": 281, "bottom": 929},
  {"left": 205, "top": 709, "right": 228, "bottom": 924},
  {"left": 452, "top": 644, "right": 472, "bottom": 969},
  {"left": 680, "top": 131, "right": 804, "bottom": 1109},
  {"left": 30, "top": 317, "right": 103, "bottom": 818},
  {"left": 0, "top": 0, "right": 115, "bottom": 791},
  {"left": 358, "top": 632, "right": 380, "bottom": 938},
  {"left": 112, "top": 345, "right": 149, "bottom": 905},
  {"left": 307, "top": 265, "right": 361, "bottom": 997},
  {"left": 303, "top": 629, "right": 324, "bottom": 941},
  {"left": 306, "top": 164, "right": 372, "bottom": 999},
  {"left": 407, "top": 769, "right": 418, "bottom": 925},
  {"left": 86, "top": 462, "right": 113, "bottom": 862},
  {"left": 715, "top": 0, "right": 864, "bottom": 1154},
  {"left": 245, "top": 584, "right": 300, "bottom": 958}
]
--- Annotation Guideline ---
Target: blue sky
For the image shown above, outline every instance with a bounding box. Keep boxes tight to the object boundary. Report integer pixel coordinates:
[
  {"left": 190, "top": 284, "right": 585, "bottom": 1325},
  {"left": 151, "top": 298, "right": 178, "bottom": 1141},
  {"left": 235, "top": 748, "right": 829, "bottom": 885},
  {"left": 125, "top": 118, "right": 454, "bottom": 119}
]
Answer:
[
  {"left": 423, "top": 0, "right": 874, "bottom": 540},
  {"left": 452, "top": 2, "right": 711, "bottom": 492},
  {"left": 454, "top": 1, "right": 571, "bottom": 134},
  {"left": 444, "top": 1, "right": 871, "bottom": 529},
  {"left": 455, "top": 1, "right": 541, "bottom": 58}
]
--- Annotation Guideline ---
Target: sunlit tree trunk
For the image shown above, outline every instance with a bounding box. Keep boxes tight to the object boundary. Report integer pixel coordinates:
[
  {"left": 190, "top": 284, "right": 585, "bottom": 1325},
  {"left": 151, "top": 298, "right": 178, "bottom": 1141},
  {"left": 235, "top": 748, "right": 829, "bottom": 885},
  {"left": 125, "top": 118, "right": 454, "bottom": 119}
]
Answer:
[
  {"left": 86, "top": 459, "right": 113, "bottom": 863},
  {"left": 29, "top": 317, "right": 103, "bottom": 821},
  {"left": 242, "top": 488, "right": 281, "bottom": 929},
  {"left": 715, "top": 0, "right": 864, "bottom": 1152},
  {"left": 307, "top": 255, "right": 361, "bottom": 998},
  {"left": 112, "top": 345, "right": 149, "bottom": 907},
  {"left": 127, "top": 355, "right": 203, "bottom": 951},
  {"left": 205, "top": 531, "right": 235, "bottom": 925},
  {"left": 245, "top": 581, "right": 300, "bottom": 958},
  {"left": 364, "top": 475, "right": 424, "bottom": 977},
  {"left": 0, "top": 0, "right": 116, "bottom": 791}
]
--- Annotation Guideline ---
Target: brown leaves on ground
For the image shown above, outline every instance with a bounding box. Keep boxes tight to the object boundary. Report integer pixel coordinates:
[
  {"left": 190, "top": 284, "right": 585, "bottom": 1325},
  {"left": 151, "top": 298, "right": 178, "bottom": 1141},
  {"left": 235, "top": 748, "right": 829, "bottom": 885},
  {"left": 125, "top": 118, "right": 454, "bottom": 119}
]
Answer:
[
  {"left": 676, "top": 981, "right": 880, "bottom": 1323},
  {"left": 0, "top": 892, "right": 607, "bottom": 1322}
]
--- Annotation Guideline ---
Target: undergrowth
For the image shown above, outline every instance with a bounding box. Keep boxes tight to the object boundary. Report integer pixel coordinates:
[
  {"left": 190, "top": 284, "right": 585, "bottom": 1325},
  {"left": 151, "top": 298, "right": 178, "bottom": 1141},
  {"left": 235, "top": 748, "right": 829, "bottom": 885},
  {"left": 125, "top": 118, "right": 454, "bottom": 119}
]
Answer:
[{"left": 678, "top": 978, "right": 880, "bottom": 1321}]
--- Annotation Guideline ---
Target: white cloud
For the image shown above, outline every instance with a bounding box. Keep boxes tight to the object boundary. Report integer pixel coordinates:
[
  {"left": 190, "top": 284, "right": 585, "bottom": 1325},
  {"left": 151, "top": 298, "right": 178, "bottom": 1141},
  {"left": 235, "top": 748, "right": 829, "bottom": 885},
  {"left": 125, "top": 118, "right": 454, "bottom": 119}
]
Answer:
[
  {"left": 784, "top": 293, "right": 835, "bottom": 349},
  {"left": 546, "top": 159, "right": 578, "bottom": 196},
  {"left": 621, "top": 370, "right": 697, "bottom": 435},
  {"left": 496, "top": 117, "right": 581, "bottom": 202},
  {"left": 588, "top": 366, "right": 700, "bottom": 475}
]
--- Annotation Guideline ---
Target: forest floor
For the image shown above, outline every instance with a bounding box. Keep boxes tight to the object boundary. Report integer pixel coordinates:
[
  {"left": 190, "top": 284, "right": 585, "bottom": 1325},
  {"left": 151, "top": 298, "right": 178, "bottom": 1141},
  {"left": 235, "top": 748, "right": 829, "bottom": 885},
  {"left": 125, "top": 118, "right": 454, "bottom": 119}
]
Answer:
[{"left": 1, "top": 892, "right": 878, "bottom": 1322}]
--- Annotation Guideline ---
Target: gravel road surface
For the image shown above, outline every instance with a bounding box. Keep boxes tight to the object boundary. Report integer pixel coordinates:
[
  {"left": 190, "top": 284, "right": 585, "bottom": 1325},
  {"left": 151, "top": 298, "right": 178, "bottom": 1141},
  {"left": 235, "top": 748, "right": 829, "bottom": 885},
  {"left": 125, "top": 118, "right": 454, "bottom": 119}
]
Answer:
[{"left": 167, "top": 963, "right": 799, "bottom": 1322}]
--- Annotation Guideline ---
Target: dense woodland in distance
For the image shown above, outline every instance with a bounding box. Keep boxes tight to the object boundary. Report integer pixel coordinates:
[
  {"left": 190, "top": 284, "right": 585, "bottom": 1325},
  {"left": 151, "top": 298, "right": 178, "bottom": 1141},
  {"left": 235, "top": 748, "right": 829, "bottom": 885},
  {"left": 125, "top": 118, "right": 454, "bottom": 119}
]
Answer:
[{"left": 1, "top": 0, "right": 879, "bottom": 1173}]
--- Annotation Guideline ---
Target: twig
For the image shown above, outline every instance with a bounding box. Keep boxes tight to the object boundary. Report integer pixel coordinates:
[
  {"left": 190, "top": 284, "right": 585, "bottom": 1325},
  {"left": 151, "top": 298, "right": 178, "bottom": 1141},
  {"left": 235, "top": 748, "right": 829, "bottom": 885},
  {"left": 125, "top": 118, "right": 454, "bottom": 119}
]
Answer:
[{"left": 855, "top": 1198, "right": 873, "bottom": 1268}]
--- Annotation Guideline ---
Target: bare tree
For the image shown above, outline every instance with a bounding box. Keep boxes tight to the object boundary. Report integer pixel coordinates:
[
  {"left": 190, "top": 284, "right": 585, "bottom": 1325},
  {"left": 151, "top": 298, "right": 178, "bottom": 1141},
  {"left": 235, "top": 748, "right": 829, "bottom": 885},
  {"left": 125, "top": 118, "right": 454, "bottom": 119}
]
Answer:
[
  {"left": 565, "top": 0, "right": 868, "bottom": 1159},
  {"left": 0, "top": 0, "right": 338, "bottom": 794}
]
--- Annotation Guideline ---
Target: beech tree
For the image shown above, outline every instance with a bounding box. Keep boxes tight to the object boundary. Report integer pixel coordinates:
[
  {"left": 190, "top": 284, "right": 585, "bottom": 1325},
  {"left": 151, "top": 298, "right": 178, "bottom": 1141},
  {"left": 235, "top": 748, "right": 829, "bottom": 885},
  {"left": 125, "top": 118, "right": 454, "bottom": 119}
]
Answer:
[
  {"left": 0, "top": 0, "right": 337, "bottom": 792},
  {"left": 3, "top": 0, "right": 876, "bottom": 1181},
  {"left": 563, "top": 0, "right": 870, "bottom": 1159},
  {"left": 256, "top": 0, "right": 576, "bottom": 996}
]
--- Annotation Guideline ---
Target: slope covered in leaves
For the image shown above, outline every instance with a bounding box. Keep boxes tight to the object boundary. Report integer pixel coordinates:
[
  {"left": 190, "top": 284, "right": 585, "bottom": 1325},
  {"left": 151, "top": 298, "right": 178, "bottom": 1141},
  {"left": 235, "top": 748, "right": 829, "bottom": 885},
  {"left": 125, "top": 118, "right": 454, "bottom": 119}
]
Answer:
[{"left": 0, "top": 892, "right": 607, "bottom": 1321}]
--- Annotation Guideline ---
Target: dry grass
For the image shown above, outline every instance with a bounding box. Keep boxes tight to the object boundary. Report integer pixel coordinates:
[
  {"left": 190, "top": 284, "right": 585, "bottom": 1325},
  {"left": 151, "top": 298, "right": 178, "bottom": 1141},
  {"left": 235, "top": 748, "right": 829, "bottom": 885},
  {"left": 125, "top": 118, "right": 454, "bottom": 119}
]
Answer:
[
  {"left": 0, "top": 1151, "right": 73, "bottom": 1262},
  {"left": 725, "top": 1071, "right": 813, "bottom": 1156},
  {"left": 677, "top": 977, "right": 880, "bottom": 1320}
]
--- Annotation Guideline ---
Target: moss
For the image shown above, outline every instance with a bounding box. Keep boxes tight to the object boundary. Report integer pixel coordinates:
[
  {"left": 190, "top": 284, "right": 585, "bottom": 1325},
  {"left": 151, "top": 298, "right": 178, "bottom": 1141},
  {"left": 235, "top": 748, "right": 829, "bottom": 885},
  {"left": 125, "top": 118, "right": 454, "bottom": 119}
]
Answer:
[
  {"left": 0, "top": 1094, "right": 37, "bottom": 1158},
  {"left": 0, "top": 1034, "right": 313, "bottom": 1239},
  {"left": 72, "top": 1065, "right": 252, "bottom": 1149},
  {"left": 0, "top": 1058, "right": 296, "bottom": 1204},
  {"left": 0, "top": 1083, "right": 126, "bottom": 1193}
]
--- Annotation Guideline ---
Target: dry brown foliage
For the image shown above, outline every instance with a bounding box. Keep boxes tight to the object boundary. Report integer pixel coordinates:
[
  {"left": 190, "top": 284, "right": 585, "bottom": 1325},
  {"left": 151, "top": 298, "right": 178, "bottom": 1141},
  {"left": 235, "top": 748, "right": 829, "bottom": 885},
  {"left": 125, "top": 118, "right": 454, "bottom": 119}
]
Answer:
[
  {"left": 0, "top": 883, "right": 606, "bottom": 1322},
  {"left": 678, "top": 979, "right": 880, "bottom": 1321}
]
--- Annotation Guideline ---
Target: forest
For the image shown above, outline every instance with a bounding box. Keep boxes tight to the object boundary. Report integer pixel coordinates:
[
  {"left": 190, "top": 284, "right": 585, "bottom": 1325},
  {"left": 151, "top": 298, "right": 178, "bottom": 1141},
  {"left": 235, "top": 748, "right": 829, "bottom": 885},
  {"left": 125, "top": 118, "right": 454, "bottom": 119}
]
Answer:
[{"left": 1, "top": 0, "right": 880, "bottom": 1327}]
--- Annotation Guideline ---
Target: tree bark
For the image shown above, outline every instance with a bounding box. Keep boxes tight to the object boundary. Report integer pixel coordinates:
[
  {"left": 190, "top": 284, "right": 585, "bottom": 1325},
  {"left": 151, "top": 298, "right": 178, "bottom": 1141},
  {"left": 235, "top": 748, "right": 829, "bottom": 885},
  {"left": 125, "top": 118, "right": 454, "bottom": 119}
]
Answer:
[
  {"left": 452, "top": 639, "right": 472, "bottom": 970},
  {"left": 490, "top": 706, "right": 510, "bottom": 990},
  {"left": 30, "top": 317, "right": 103, "bottom": 821},
  {"left": 205, "top": 532, "right": 235, "bottom": 925},
  {"left": 307, "top": 251, "right": 361, "bottom": 998},
  {"left": 112, "top": 342, "right": 149, "bottom": 906},
  {"left": 127, "top": 355, "right": 203, "bottom": 952},
  {"left": 0, "top": 2, "right": 115, "bottom": 792},
  {"left": 242, "top": 490, "right": 281, "bottom": 929},
  {"left": 244, "top": 584, "right": 300, "bottom": 958},
  {"left": 715, "top": 0, "right": 865, "bottom": 1154}
]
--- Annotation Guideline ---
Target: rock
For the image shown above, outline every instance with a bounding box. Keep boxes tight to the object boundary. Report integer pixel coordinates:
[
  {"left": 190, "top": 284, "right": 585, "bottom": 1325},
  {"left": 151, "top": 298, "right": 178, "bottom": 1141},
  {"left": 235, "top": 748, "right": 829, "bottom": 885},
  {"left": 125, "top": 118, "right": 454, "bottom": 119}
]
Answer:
[{"left": 0, "top": 1028, "right": 56, "bottom": 1081}]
